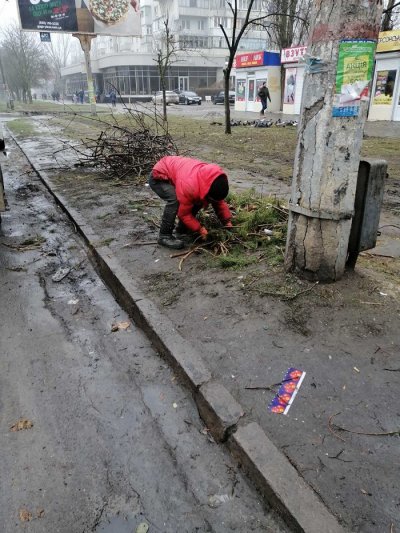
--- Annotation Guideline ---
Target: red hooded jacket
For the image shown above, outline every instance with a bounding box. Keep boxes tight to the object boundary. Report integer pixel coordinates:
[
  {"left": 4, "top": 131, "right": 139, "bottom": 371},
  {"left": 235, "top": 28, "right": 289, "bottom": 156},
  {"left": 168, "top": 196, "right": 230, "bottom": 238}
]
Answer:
[{"left": 152, "top": 156, "right": 232, "bottom": 232}]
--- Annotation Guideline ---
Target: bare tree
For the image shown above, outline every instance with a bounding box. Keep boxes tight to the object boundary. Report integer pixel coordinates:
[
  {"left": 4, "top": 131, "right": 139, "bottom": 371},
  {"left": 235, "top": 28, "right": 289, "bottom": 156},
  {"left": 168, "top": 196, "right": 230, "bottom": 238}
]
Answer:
[
  {"left": 219, "top": 0, "right": 309, "bottom": 134},
  {"left": 381, "top": 0, "right": 400, "bottom": 30},
  {"left": 265, "top": 0, "right": 311, "bottom": 107},
  {"left": 154, "top": 17, "right": 179, "bottom": 123},
  {"left": 43, "top": 34, "right": 72, "bottom": 97},
  {"left": 1, "top": 24, "right": 50, "bottom": 102},
  {"left": 266, "top": 0, "right": 311, "bottom": 49}
]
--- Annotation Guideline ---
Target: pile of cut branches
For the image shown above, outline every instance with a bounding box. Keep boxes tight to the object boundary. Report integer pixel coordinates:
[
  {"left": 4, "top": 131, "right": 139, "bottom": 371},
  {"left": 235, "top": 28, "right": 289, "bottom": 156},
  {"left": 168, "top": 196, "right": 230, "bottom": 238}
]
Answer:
[
  {"left": 174, "top": 189, "right": 288, "bottom": 270},
  {"left": 61, "top": 104, "right": 178, "bottom": 181}
]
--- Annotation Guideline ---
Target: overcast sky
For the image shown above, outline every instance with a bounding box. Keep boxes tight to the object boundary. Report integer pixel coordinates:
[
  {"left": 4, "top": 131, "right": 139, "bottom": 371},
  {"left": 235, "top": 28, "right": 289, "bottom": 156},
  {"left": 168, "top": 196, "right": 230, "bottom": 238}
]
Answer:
[{"left": 0, "top": 0, "right": 19, "bottom": 31}]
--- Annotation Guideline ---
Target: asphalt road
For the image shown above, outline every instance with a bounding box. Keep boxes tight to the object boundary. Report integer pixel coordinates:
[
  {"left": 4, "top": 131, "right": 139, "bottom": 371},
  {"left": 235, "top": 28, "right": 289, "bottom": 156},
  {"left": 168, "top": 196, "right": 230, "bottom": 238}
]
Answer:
[{"left": 0, "top": 136, "right": 288, "bottom": 533}]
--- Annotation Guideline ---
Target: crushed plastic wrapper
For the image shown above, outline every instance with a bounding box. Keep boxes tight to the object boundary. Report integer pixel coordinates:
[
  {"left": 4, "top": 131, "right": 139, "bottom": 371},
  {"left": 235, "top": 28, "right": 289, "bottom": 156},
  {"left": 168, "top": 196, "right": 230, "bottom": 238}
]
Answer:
[{"left": 268, "top": 368, "right": 306, "bottom": 415}]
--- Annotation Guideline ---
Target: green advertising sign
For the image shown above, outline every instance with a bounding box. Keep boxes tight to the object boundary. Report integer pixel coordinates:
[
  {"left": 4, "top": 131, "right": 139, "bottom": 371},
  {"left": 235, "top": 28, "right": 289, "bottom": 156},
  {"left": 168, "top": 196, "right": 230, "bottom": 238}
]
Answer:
[{"left": 333, "top": 40, "right": 376, "bottom": 118}]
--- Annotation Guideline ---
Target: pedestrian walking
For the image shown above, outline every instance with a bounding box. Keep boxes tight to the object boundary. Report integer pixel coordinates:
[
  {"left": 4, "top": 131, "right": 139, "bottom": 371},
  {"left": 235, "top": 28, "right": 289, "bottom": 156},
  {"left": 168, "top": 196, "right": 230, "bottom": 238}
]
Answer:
[
  {"left": 257, "top": 82, "right": 271, "bottom": 115},
  {"left": 149, "top": 156, "right": 233, "bottom": 249},
  {"left": 110, "top": 90, "right": 117, "bottom": 107}
]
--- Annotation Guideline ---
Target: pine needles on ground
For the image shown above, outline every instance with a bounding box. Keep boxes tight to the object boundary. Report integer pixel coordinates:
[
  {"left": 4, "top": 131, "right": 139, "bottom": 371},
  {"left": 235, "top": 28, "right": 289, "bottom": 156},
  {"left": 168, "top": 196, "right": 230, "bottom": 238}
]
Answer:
[{"left": 195, "top": 189, "right": 288, "bottom": 269}]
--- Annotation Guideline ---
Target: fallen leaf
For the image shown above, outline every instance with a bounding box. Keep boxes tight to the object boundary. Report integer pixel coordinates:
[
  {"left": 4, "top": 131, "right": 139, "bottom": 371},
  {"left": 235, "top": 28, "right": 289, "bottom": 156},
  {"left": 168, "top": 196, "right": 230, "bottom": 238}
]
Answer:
[
  {"left": 111, "top": 321, "right": 131, "bottom": 332},
  {"left": 10, "top": 419, "right": 34, "bottom": 432},
  {"left": 361, "top": 489, "right": 368, "bottom": 495},
  {"left": 200, "top": 427, "right": 215, "bottom": 444},
  {"left": 19, "top": 509, "right": 32, "bottom": 522},
  {"left": 37, "top": 508, "right": 45, "bottom": 518},
  {"left": 136, "top": 523, "right": 149, "bottom": 533},
  {"left": 208, "top": 494, "right": 231, "bottom": 508},
  {"left": 51, "top": 267, "right": 71, "bottom": 283}
]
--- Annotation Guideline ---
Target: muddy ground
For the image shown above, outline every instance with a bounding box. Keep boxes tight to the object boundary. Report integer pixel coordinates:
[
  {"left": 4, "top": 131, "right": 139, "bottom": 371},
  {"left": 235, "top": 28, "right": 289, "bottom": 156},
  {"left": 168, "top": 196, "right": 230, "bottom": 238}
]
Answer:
[{"left": 7, "top": 113, "right": 400, "bottom": 532}]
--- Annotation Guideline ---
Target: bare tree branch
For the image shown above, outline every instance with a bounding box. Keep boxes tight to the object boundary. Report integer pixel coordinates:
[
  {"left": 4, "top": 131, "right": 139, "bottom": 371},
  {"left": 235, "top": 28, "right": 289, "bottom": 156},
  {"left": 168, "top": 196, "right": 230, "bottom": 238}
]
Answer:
[{"left": 219, "top": 0, "right": 311, "bottom": 134}]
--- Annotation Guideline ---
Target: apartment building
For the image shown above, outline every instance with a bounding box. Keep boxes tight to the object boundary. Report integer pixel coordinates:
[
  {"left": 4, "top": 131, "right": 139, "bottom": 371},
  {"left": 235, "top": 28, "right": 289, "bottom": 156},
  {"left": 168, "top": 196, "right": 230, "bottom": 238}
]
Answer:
[{"left": 61, "top": 0, "right": 271, "bottom": 101}]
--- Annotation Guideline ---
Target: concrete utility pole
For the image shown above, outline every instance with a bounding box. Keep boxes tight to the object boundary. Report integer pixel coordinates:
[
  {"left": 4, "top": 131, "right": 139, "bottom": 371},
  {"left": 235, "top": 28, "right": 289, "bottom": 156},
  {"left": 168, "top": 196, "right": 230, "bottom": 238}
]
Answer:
[
  {"left": 74, "top": 34, "right": 97, "bottom": 116},
  {"left": 285, "top": 0, "right": 384, "bottom": 282}
]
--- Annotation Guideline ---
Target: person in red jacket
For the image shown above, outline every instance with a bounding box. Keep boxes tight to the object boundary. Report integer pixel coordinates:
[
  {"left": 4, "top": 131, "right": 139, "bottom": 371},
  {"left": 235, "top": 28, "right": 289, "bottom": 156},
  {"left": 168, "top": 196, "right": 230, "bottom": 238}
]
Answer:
[{"left": 149, "top": 156, "right": 233, "bottom": 249}]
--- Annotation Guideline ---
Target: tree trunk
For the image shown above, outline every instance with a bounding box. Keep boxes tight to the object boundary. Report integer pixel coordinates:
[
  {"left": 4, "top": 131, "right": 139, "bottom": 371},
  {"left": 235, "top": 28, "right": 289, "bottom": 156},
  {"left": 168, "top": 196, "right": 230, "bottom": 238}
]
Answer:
[
  {"left": 382, "top": 0, "right": 395, "bottom": 31},
  {"left": 162, "top": 86, "right": 167, "bottom": 123},
  {"left": 285, "top": 0, "right": 383, "bottom": 282},
  {"left": 224, "top": 68, "right": 232, "bottom": 134}
]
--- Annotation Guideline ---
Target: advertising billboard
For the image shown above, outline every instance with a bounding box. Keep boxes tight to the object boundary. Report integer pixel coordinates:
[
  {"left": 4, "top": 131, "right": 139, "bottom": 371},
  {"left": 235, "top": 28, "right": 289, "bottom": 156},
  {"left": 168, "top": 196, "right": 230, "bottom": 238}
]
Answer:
[
  {"left": 17, "top": 0, "right": 141, "bottom": 36},
  {"left": 332, "top": 40, "right": 376, "bottom": 118},
  {"left": 377, "top": 30, "right": 400, "bottom": 53},
  {"left": 235, "top": 51, "right": 280, "bottom": 69},
  {"left": 281, "top": 46, "right": 307, "bottom": 64}
]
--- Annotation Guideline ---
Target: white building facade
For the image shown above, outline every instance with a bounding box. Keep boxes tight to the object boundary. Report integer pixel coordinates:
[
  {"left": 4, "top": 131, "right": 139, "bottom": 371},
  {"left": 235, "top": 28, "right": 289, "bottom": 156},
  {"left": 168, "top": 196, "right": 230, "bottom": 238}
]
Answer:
[{"left": 62, "top": 0, "right": 271, "bottom": 101}]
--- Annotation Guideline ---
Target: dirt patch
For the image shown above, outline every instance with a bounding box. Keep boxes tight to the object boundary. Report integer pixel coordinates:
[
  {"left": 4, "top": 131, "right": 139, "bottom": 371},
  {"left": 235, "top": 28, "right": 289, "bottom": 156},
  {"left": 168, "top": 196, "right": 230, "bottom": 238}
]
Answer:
[{"left": 15, "top": 182, "right": 41, "bottom": 200}]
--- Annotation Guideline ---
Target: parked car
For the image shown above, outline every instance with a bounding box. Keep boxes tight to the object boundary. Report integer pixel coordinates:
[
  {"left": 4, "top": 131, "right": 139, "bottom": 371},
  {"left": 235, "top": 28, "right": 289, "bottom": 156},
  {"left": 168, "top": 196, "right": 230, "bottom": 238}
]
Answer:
[
  {"left": 178, "top": 91, "right": 202, "bottom": 105},
  {"left": 152, "top": 91, "right": 179, "bottom": 105},
  {"left": 212, "top": 91, "right": 235, "bottom": 105}
]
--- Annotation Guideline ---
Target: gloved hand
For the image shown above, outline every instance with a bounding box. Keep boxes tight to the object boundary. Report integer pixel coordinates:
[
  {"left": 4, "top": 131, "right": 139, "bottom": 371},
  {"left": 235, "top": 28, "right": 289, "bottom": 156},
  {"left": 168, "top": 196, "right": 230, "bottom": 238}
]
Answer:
[
  {"left": 224, "top": 221, "right": 233, "bottom": 230},
  {"left": 199, "top": 227, "right": 208, "bottom": 240}
]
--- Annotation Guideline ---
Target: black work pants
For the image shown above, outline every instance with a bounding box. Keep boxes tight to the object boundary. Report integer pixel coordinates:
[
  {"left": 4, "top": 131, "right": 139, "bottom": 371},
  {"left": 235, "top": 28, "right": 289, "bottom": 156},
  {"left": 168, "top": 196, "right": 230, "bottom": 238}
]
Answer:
[
  {"left": 149, "top": 174, "right": 202, "bottom": 235},
  {"left": 149, "top": 174, "right": 179, "bottom": 235}
]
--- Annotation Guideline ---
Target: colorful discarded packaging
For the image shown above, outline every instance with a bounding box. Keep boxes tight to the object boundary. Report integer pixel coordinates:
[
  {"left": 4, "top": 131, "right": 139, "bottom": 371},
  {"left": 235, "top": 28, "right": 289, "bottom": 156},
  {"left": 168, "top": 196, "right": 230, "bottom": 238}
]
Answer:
[{"left": 268, "top": 367, "right": 306, "bottom": 415}]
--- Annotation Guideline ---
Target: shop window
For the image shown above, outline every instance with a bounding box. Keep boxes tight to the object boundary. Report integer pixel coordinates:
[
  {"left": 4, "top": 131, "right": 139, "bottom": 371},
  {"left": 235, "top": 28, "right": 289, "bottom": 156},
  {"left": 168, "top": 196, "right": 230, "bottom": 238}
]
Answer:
[
  {"left": 284, "top": 69, "right": 297, "bottom": 104},
  {"left": 374, "top": 69, "right": 397, "bottom": 105},
  {"left": 236, "top": 79, "right": 246, "bottom": 102},
  {"left": 248, "top": 79, "right": 255, "bottom": 101}
]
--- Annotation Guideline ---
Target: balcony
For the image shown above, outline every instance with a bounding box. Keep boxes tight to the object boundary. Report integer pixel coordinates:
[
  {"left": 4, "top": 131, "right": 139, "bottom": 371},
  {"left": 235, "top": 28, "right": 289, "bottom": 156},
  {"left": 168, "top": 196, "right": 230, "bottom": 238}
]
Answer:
[{"left": 178, "top": 6, "right": 209, "bottom": 17}]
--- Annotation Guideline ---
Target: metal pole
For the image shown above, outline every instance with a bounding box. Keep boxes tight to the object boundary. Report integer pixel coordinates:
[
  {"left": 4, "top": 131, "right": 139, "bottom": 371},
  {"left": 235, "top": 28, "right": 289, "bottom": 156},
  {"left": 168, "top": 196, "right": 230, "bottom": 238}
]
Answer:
[{"left": 74, "top": 33, "right": 97, "bottom": 115}]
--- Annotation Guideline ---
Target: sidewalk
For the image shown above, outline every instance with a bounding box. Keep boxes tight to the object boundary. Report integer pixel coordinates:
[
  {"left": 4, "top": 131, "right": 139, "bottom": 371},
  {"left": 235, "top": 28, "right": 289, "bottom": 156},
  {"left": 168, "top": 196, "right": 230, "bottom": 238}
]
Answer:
[
  {"left": 10, "top": 127, "right": 400, "bottom": 533},
  {"left": 112, "top": 100, "right": 400, "bottom": 139}
]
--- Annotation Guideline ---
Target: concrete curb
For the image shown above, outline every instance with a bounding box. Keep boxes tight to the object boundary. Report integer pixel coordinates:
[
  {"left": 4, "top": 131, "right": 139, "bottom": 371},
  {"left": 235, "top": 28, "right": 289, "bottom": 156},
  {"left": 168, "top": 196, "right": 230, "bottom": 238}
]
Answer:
[
  {"left": 228, "top": 422, "right": 344, "bottom": 533},
  {"left": 15, "top": 136, "right": 345, "bottom": 533}
]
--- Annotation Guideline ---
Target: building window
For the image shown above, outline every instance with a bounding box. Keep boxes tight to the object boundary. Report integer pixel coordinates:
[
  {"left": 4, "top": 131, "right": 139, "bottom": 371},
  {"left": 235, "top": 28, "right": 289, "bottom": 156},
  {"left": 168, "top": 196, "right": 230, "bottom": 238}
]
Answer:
[
  {"left": 179, "top": 0, "right": 209, "bottom": 6},
  {"left": 181, "top": 35, "right": 209, "bottom": 48},
  {"left": 198, "top": 19, "right": 205, "bottom": 30},
  {"left": 374, "top": 70, "right": 397, "bottom": 105},
  {"left": 213, "top": 16, "right": 227, "bottom": 27},
  {"left": 238, "top": 0, "right": 262, "bottom": 9},
  {"left": 181, "top": 19, "right": 191, "bottom": 30}
]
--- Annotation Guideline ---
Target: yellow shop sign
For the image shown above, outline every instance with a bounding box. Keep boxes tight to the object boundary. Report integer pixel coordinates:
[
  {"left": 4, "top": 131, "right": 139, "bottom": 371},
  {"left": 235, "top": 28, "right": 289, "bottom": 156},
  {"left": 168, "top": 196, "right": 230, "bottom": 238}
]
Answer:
[{"left": 377, "top": 30, "right": 400, "bottom": 53}]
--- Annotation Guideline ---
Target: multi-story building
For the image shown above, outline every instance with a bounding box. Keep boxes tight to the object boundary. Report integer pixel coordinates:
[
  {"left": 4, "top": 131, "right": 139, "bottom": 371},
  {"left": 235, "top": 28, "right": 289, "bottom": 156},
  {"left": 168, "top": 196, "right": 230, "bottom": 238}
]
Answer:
[{"left": 61, "top": 0, "right": 271, "bottom": 101}]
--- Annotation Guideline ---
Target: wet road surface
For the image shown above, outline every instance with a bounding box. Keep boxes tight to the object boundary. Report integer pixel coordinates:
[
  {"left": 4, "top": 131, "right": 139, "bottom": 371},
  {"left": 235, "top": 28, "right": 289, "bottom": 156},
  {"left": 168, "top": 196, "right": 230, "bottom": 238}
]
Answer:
[{"left": 0, "top": 134, "right": 288, "bottom": 533}]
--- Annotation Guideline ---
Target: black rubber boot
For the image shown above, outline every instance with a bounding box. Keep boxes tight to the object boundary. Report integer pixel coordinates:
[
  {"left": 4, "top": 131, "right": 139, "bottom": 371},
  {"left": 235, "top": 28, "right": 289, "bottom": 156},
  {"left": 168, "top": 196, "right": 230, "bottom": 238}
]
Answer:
[
  {"left": 175, "top": 232, "right": 196, "bottom": 245},
  {"left": 158, "top": 234, "right": 185, "bottom": 250}
]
